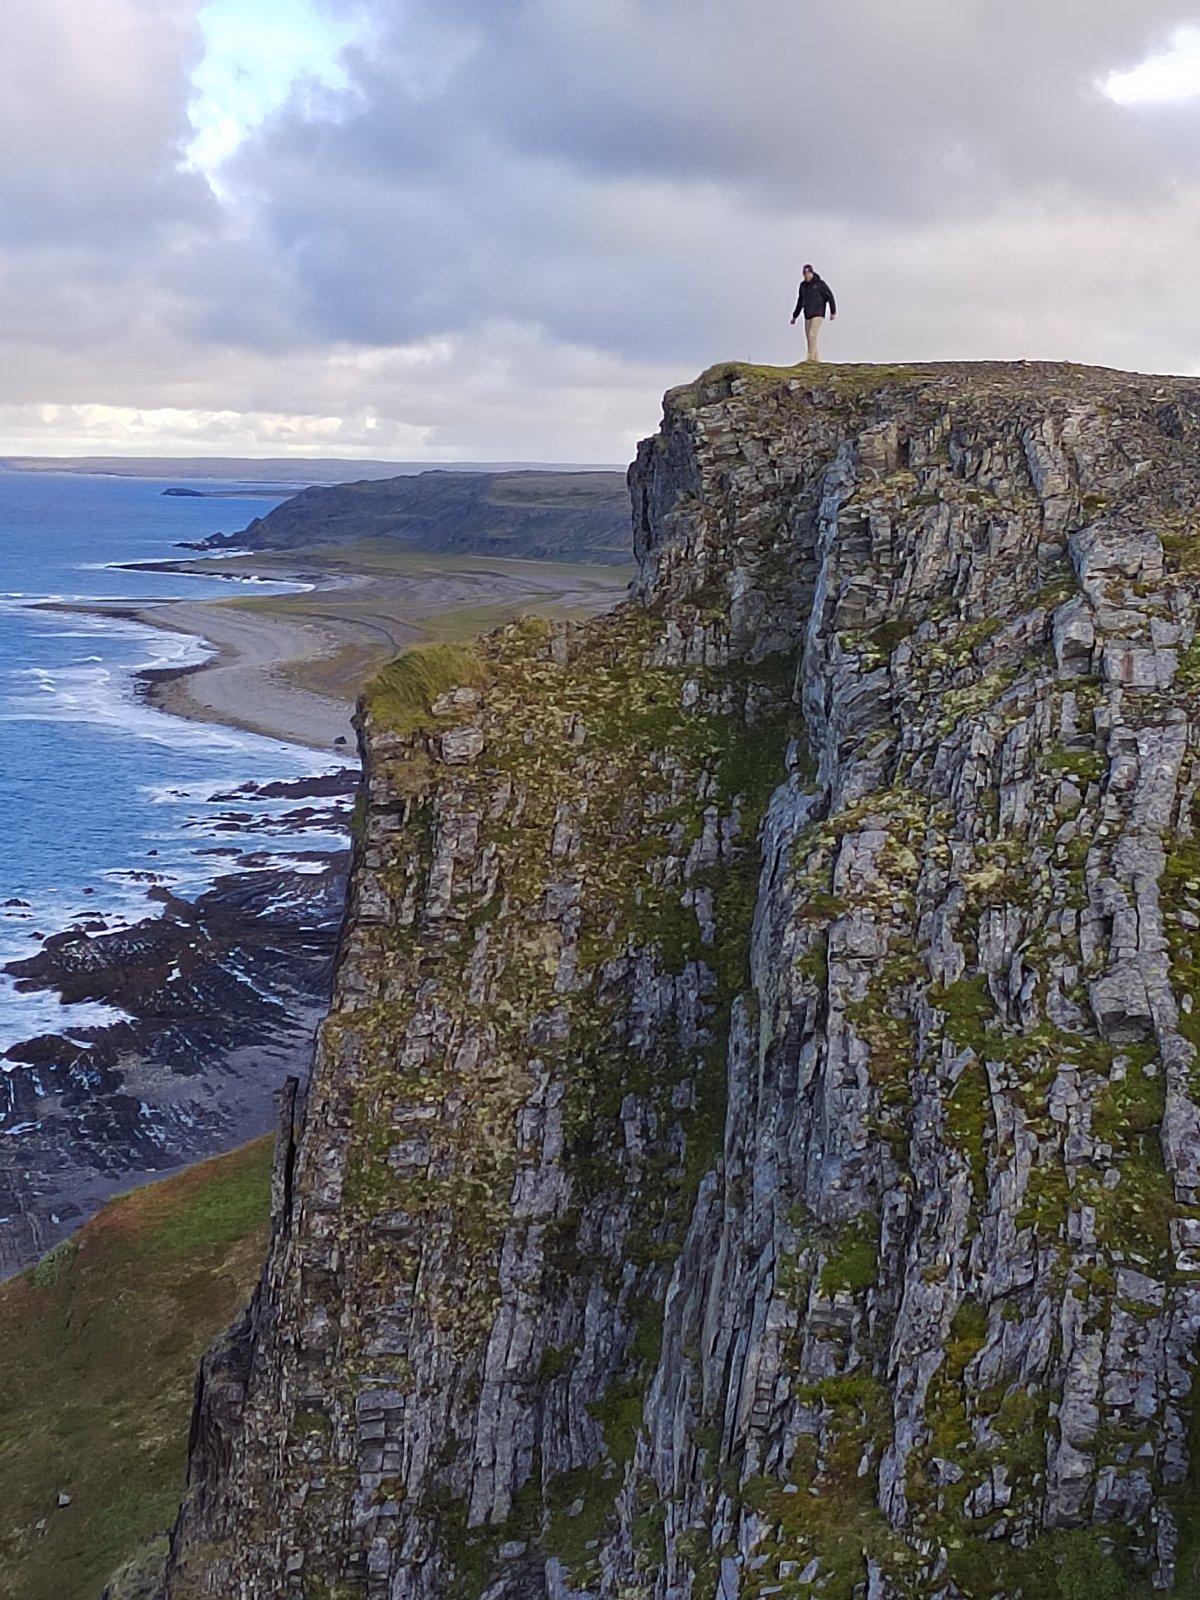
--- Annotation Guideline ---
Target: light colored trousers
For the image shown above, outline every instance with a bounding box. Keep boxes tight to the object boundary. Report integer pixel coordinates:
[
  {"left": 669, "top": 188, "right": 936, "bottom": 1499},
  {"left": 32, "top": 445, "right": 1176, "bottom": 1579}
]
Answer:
[{"left": 805, "top": 315, "right": 824, "bottom": 362}]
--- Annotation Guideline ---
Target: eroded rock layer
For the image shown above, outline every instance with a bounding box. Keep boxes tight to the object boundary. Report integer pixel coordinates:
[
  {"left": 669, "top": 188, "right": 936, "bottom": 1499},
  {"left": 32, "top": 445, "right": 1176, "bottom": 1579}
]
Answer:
[{"left": 163, "top": 363, "right": 1200, "bottom": 1598}]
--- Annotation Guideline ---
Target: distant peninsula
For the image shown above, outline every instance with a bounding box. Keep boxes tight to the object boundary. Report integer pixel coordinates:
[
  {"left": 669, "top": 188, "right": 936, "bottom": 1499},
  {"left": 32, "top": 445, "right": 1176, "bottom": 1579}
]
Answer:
[
  {"left": 189, "top": 468, "right": 631, "bottom": 565},
  {"left": 161, "top": 486, "right": 291, "bottom": 500}
]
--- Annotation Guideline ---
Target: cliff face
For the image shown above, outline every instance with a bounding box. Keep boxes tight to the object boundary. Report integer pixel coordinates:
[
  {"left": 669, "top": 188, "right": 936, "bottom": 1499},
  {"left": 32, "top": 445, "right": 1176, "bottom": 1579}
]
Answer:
[{"left": 162, "top": 362, "right": 1200, "bottom": 1599}]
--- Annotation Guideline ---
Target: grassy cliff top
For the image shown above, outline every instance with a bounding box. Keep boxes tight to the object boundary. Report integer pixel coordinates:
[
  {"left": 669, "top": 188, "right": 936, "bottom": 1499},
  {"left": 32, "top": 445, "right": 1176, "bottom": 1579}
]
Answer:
[{"left": 669, "top": 357, "right": 1200, "bottom": 409}]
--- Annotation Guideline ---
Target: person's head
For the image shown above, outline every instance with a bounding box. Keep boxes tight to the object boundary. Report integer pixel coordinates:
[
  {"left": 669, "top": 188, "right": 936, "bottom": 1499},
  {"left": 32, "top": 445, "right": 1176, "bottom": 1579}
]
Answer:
[{"left": 802, "top": 264, "right": 815, "bottom": 280}]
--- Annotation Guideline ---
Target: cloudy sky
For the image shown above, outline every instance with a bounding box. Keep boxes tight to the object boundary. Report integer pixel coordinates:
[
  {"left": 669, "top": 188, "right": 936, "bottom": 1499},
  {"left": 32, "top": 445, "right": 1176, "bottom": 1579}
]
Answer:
[{"left": 2, "top": 1, "right": 1199, "bottom": 463}]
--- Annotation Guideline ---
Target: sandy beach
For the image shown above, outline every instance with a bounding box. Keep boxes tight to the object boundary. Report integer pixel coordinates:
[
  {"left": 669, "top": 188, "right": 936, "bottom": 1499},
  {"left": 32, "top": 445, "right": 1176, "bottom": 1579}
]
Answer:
[
  {"left": 47, "top": 546, "right": 631, "bottom": 752},
  {"left": 133, "top": 599, "right": 361, "bottom": 750}
]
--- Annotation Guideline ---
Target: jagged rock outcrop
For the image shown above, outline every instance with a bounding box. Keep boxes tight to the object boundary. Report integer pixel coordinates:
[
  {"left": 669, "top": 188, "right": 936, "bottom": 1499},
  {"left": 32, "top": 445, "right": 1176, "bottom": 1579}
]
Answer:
[{"left": 160, "top": 362, "right": 1200, "bottom": 1599}]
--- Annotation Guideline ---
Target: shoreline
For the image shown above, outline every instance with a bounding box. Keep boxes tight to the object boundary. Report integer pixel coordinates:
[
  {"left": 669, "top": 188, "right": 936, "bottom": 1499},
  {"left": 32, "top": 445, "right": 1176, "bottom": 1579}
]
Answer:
[
  {"left": 0, "top": 847, "right": 352, "bottom": 1278},
  {"left": 0, "top": 545, "right": 369, "bottom": 1276},
  {"left": 132, "top": 599, "right": 359, "bottom": 752},
  {"left": 42, "top": 593, "right": 360, "bottom": 753},
  {"left": 39, "top": 543, "right": 633, "bottom": 755}
]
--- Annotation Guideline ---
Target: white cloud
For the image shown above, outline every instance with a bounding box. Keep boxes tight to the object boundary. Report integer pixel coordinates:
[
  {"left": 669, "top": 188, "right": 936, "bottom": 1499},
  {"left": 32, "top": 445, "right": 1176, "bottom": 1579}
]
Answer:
[
  {"left": 1103, "top": 26, "right": 1200, "bottom": 105},
  {"left": 0, "top": 322, "right": 669, "bottom": 461}
]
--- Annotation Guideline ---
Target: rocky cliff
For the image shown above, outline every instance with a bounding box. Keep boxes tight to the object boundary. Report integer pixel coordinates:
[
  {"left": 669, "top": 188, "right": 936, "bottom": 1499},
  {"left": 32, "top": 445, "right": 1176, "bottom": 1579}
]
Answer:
[{"left": 160, "top": 362, "right": 1200, "bottom": 1599}]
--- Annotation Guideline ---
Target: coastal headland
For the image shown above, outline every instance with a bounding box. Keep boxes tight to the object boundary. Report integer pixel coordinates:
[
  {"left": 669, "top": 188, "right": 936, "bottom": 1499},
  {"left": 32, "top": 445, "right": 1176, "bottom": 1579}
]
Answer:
[
  {"left": 0, "top": 530, "right": 631, "bottom": 1279},
  {"left": 158, "top": 361, "right": 1200, "bottom": 1600}
]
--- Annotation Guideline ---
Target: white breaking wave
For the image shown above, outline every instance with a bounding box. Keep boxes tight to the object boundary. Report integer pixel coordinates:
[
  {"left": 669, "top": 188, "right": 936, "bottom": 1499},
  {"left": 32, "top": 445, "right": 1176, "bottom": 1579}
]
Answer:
[{"left": 0, "top": 973, "right": 131, "bottom": 1058}]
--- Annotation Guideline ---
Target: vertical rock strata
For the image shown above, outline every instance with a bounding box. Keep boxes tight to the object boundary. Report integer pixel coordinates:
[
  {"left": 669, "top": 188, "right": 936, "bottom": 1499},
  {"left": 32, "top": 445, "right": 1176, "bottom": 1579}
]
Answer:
[{"left": 163, "top": 364, "right": 1200, "bottom": 1598}]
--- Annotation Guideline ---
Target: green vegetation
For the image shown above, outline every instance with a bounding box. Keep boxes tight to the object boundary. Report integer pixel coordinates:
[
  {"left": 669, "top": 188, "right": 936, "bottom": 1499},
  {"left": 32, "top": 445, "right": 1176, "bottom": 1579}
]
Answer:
[
  {"left": 1177, "top": 633, "right": 1200, "bottom": 696},
  {"left": 1162, "top": 528, "right": 1200, "bottom": 577},
  {"left": 1047, "top": 743, "right": 1105, "bottom": 784},
  {"left": 1052, "top": 1530, "right": 1125, "bottom": 1600},
  {"left": 937, "top": 1527, "right": 1131, "bottom": 1600},
  {"left": 367, "top": 641, "right": 490, "bottom": 733},
  {"left": 0, "top": 1139, "right": 272, "bottom": 1600},
  {"left": 1163, "top": 829, "right": 1200, "bottom": 1067},
  {"left": 819, "top": 1214, "right": 881, "bottom": 1297},
  {"left": 869, "top": 614, "right": 917, "bottom": 654},
  {"left": 683, "top": 361, "right": 929, "bottom": 398},
  {"left": 930, "top": 974, "right": 994, "bottom": 1052},
  {"left": 741, "top": 1401, "right": 917, "bottom": 1599}
]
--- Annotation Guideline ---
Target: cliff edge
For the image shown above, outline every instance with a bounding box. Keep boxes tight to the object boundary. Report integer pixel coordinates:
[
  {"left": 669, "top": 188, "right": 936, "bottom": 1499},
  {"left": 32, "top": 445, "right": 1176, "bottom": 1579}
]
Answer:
[{"left": 161, "top": 362, "right": 1200, "bottom": 1599}]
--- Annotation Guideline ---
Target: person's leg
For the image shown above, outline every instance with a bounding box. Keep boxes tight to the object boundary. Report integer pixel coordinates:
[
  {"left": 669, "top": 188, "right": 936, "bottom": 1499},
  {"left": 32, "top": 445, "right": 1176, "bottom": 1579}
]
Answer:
[{"left": 805, "top": 315, "right": 824, "bottom": 362}]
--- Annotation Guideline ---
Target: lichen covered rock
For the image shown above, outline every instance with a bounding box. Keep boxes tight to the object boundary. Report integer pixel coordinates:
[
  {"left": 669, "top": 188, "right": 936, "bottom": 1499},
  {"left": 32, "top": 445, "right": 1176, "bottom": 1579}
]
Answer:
[{"left": 163, "top": 362, "right": 1200, "bottom": 1598}]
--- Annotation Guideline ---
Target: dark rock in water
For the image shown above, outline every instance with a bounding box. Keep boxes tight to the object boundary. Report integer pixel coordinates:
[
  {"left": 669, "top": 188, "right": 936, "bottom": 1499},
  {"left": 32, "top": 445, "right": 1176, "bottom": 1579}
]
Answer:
[
  {"left": 7, "top": 861, "right": 347, "bottom": 1048},
  {"left": 162, "top": 487, "right": 205, "bottom": 497},
  {"left": 209, "top": 769, "right": 358, "bottom": 804},
  {"left": 3, "top": 1034, "right": 82, "bottom": 1067},
  {"left": 159, "top": 362, "right": 1200, "bottom": 1598}
]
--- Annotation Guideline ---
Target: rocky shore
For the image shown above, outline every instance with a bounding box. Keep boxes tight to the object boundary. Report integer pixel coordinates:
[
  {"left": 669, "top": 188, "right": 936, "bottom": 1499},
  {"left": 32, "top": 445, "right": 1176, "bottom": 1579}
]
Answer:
[{"left": 0, "top": 770, "right": 355, "bottom": 1278}]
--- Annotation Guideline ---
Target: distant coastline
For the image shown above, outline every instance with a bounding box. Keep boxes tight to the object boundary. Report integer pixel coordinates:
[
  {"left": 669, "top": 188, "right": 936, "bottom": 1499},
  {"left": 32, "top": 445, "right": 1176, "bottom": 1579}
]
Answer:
[
  {"left": 0, "top": 454, "right": 623, "bottom": 482},
  {"left": 161, "top": 485, "right": 289, "bottom": 500}
]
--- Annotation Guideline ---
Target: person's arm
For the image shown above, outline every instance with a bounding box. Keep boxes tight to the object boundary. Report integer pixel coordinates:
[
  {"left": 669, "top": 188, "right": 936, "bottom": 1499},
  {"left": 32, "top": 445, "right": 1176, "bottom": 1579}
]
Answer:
[
  {"left": 825, "top": 282, "right": 837, "bottom": 319},
  {"left": 790, "top": 287, "right": 803, "bottom": 324}
]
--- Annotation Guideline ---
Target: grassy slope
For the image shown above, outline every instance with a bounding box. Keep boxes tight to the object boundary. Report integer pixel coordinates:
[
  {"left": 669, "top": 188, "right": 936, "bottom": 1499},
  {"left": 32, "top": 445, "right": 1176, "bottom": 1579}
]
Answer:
[{"left": 0, "top": 1139, "right": 272, "bottom": 1600}]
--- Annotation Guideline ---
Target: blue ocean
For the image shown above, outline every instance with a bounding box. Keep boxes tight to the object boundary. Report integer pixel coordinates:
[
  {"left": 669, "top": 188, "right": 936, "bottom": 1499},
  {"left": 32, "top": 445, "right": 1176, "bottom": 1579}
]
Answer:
[{"left": 0, "top": 471, "right": 349, "bottom": 1054}]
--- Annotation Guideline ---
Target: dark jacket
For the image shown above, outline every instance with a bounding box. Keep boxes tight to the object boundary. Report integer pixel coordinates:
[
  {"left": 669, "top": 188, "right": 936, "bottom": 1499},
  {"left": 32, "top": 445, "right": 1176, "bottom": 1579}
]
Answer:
[{"left": 793, "top": 276, "right": 836, "bottom": 320}]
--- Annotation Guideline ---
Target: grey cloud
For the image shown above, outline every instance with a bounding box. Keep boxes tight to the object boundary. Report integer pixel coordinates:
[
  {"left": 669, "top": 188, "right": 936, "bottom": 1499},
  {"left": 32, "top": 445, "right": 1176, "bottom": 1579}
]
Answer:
[
  {"left": 0, "top": 0, "right": 213, "bottom": 248},
  {"left": 278, "top": 0, "right": 1200, "bottom": 210},
  {"left": 214, "top": 0, "right": 1200, "bottom": 369},
  {"left": 4, "top": 0, "right": 1200, "bottom": 461}
]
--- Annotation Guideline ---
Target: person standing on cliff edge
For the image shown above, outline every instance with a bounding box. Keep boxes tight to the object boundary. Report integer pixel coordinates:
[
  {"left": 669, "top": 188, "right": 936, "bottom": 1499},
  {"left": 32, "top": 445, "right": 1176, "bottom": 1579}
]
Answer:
[{"left": 790, "top": 265, "right": 837, "bottom": 362}]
